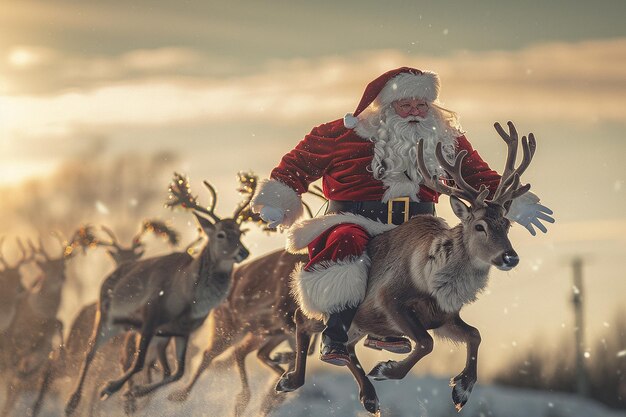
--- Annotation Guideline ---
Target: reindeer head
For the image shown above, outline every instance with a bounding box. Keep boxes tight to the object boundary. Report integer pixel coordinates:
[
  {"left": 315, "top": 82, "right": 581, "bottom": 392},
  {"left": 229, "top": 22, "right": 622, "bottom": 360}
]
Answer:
[
  {"left": 417, "top": 121, "right": 535, "bottom": 271},
  {"left": 25, "top": 232, "right": 71, "bottom": 292},
  {"left": 0, "top": 237, "right": 32, "bottom": 300},
  {"left": 167, "top": 173, "right": 250, "bottom": 264}
]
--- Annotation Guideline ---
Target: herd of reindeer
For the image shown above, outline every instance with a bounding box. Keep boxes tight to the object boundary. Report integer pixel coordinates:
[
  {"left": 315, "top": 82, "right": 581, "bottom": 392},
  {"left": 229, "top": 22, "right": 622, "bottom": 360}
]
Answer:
[{"left": 0, "top": 122, "right": 537, "bottom": 417}]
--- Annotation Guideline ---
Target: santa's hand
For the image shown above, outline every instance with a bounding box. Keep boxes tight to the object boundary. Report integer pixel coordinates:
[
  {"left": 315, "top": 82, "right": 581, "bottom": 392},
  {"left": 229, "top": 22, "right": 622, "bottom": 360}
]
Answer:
[
  {"left": 259, "top": 206, "right": 285, "bottom": 229},
  {"left": 505, "top": 192, "right": 555, "bottom": 236}
]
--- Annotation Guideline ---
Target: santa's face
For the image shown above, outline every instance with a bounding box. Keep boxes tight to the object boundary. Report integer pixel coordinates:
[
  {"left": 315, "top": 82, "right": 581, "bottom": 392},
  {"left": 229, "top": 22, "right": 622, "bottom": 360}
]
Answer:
[{"left": 392, "top": 98, "right": 429, "bottom": 119}]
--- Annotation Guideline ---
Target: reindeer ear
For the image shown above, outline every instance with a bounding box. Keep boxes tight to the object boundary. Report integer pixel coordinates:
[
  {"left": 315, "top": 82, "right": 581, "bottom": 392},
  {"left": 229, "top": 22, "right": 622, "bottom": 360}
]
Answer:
[
  {"left": 193, "top": 212, "right": 215, "bottom": 232},
  {"left": 450, "top": 195, "right": 471, "bottom": 221}
]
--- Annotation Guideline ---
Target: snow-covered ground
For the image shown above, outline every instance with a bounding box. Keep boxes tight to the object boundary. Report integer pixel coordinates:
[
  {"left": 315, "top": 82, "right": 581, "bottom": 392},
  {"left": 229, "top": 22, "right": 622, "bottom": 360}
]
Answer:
[{"left": 29, "top": 362, "right": 626, "bottom": 417}]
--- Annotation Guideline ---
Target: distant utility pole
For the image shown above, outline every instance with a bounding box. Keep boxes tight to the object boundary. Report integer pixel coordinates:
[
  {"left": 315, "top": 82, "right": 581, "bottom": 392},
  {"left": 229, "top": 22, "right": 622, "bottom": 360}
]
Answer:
[{"left": 571, "top": 256, "right": 590, "bottom": 397}]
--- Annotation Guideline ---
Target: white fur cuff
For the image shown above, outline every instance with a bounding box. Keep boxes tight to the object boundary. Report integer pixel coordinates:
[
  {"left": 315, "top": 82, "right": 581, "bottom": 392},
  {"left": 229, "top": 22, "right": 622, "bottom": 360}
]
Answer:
[
  {"left": 290, "top": 254, "right": 370, "bottom": 320},
  {"left": 286, "top": 212, "right": 396, "bottom": 252},
  {"left": 251, "top": 178, "right": 304, "bottom": 227}
]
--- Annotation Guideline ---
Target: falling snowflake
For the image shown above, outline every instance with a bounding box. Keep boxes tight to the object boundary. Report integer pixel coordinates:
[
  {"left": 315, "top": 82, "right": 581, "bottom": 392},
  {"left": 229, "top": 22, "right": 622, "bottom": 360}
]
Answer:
[{"left": 95, "top": 200, "right": 109, "bottom": 215}]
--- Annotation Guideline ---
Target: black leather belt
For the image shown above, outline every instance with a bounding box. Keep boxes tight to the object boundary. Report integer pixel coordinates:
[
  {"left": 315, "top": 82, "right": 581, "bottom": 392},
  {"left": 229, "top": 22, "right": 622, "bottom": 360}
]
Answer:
[{"left": 326, "top": 198, "right": 435, "bottom": 225}]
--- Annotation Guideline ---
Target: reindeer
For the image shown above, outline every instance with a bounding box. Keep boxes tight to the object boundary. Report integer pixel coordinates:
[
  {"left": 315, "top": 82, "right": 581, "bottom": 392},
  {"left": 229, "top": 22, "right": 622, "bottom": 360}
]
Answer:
[
  {"left": 166, "top": 179, "right": 328, "bottom": 417},
  {"left": 274, "top": 121, "right": 538, "bottom": 414},
  {"left": 166, "top": 249, "right": 310, "bottom": 417},
  {"left": 65, "top": 173, "right": 250, "bottom": 416},
  {"left": 0, "top": 238, "right": 32, "bottom": 333},
  {"left": 28, "top": 220, "right": 182, "bottom": 417},
  {"left": 0, "top": 229, "right": 95, "bottom": 417}
]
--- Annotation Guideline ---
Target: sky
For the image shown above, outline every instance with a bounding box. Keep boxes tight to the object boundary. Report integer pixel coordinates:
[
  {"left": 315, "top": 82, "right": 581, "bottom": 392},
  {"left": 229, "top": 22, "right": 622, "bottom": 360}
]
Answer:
[{"left": 1, "top": 0, "right": 625, "bottom": 379}]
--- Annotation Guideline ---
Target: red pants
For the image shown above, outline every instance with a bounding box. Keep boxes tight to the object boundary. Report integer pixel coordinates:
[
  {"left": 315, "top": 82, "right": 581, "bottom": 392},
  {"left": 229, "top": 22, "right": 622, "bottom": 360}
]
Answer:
[{"left": 305, "top": 223, "right": 370, "bottom": 271}]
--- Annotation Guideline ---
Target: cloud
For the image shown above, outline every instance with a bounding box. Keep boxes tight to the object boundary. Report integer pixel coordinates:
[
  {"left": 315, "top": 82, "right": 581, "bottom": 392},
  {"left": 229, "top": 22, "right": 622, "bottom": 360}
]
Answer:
[{"left": 2, "top": 38, "right": 625, "bottom": 141}]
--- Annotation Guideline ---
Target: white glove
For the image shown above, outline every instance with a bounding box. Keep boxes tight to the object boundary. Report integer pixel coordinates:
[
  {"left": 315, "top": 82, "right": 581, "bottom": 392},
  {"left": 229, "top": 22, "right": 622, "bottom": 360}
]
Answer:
[
  {"left": 505, "top": 192, "right": 555, "bottom": 236},
  {"left": 259, "top": 206, "right": 285, "bottom": 229}
]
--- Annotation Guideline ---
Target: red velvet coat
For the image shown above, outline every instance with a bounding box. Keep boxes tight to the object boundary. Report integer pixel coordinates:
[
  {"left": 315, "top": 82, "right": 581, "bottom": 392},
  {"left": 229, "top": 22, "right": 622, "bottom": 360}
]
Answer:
[{"left": 270, "top": 119, "right": 501, "bottom": 203}]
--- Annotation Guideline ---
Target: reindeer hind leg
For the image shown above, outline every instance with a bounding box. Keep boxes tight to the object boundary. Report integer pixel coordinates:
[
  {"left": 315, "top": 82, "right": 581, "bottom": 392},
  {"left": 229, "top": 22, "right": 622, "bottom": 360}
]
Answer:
[
  {"left": 167, "top": 311, "right": 238, "bottom": 403},
  {"left": 65, "top": 305, "right": 120, "bottom": 416},
  {"left": 275, "top": 308, "right": 312, "bottom": 393}
]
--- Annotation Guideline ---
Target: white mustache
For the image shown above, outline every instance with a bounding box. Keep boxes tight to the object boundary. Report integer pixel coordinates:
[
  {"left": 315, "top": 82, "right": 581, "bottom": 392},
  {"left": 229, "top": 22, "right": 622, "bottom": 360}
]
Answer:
[{"left": 404, "top": 115, "right": 426, "bottom": 123}]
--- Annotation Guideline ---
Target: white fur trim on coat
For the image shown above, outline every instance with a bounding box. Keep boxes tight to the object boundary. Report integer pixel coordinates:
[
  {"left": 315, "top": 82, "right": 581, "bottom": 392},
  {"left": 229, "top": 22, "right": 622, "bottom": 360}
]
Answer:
[
  {"left": 291, "top": 254, "right": 370, "bottom": 320},
  {"left": 286, "top": 212, "right": 396, "bottom": 253},
  {"left": 250, "top": 178, "right": 304, "bottom": 227},
  {"left": 378, "top": 71, "right": 440, "bottom": 105}
]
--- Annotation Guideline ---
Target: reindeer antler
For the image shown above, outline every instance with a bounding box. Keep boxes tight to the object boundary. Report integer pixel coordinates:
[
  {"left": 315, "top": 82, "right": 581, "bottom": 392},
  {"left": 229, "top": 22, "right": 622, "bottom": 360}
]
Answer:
[
  {"left": 139, "top": 220, "right": 180, "bottom": 246},
  {"left": 233, "top": 171, "right": 260, "bottom": 224},
  {"left": 0, "top": 237, "right": 34, "bottom": 270},
  {"left": 417, "top": 140, "right": 490, "bottom": 206},
  {"left": 99, "top": 225, "right": 123, "bottom": 250},
  {"left": 165, "top": 172, "right": 221, "bottom": 222},
  {"left": 68, "top": 225, "right": 100, "bottom": 255},
  {"left": 416, "top": 121, "right": 534, "bottom": 208},
  {"left": 491, "top": 121, "right": 534, "bottom": 204}
]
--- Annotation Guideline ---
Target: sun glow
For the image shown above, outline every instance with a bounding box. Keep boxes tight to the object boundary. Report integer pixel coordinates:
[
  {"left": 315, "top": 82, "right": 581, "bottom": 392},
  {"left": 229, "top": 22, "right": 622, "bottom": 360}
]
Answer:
[{"left": 7, "top": 47, "right": 40, "bottom": 68}]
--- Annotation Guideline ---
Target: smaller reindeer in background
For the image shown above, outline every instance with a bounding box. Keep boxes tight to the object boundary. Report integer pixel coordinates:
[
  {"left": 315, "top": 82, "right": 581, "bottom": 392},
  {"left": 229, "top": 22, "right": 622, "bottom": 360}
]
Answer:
[
  {"left": 29, "top": 219, "right": 183, "bottom": 417},
  {"left": 0, "top": 238, "right": 33, "bottom": 333},
  {"left": 1, "top": 228, "right": 97, "bottom": 417},
  {"left": 65, "top": 173, "right": 251, "bottom": 416}
]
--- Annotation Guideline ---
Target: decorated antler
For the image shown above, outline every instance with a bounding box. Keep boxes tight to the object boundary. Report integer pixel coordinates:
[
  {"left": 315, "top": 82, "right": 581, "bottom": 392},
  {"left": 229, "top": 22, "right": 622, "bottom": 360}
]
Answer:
[
  {"left": 233, "top": 171, "right": 258, "bottom": 223},
  {"left": 67, "top": 225, "right": 100, "bottom": 255},
  {"left": 139, "top": 220, "right": 180, "bottom": 246},
  {"left": 166, "top": 172, "right": 221, "bottom": 222}
]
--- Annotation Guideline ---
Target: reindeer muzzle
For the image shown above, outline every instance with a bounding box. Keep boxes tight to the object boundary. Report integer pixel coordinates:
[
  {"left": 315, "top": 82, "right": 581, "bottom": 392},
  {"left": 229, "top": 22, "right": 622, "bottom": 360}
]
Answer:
[
  {"left": 235, "top": 247, "right": 250, "bottom": 262},
  {"left": 495, "top": 250, "right": 519, "bottom": 270}
]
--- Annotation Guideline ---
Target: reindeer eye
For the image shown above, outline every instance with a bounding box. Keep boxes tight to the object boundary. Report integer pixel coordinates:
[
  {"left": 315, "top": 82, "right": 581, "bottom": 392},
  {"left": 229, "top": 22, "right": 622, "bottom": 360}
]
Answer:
[
  {"left": 216, "top": 231, "right": 226, "bottom": 239},
  {"left": 475, "top": 224, "right": 485, "bottom": 232}
]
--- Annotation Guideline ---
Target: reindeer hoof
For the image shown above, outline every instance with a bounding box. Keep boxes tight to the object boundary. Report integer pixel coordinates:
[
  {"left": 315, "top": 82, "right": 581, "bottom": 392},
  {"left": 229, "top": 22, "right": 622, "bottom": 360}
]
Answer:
[
  {"left": 367, "top": 360, "right": 398, "bottom": 381},
  {"left": 100, "top": 381, "right": 120, "bottom": 401},
  {"left": 275, "top": 372, "right": 300, "bottom": 393},
  {"left": 362, "top": 394, "right": 379, "bottom": 414},
  {"left": 167, "top": 389, "right": 190, "bottom": 402},
  {"left": 449, "top": 374, "right": 475, "bottom": 411}
]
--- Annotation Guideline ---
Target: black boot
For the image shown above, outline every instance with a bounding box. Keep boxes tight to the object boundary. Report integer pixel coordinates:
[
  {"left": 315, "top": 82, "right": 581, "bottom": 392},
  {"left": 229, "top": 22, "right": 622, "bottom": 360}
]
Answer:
[{"left": 319, "top": 307, "right": 357, "bottom": 366}]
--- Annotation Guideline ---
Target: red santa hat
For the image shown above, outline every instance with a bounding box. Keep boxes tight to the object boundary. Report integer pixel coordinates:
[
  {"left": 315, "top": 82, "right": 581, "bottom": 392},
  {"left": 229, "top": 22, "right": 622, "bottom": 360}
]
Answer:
[{"left": 343, "top": 67, "right": 440, "bottom": 129}]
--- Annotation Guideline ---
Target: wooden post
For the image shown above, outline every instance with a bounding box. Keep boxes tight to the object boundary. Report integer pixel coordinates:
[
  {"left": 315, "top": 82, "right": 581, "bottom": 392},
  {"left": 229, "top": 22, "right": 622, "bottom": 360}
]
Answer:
[{"left": 571, "top": 256, "right": 589, "bottom": 397}]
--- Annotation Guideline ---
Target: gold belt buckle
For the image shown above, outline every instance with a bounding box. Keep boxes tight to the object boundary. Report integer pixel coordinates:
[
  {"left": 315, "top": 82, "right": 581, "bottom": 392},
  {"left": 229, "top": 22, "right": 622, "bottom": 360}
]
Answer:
[{"left": 387, "top": 197, "right": 410, "bottom": 224}]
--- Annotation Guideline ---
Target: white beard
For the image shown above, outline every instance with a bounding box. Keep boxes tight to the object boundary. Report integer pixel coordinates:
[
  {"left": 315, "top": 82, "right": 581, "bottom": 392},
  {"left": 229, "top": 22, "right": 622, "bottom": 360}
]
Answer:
[{"left": 370, "top": 107, "right": 457, "bottom": 202}]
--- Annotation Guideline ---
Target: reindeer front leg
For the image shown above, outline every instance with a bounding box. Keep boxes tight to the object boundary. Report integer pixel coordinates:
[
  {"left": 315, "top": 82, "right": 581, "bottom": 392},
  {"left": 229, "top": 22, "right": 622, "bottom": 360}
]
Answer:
[
  {"left": 435, "top": 314, "right": 481, "bottom": 411},
  {"left": 100, "top": 321, "right": 155, "bottom": 400},
  {"left": 126, "top": 334, "right": 189, "bottom": 398},
  {"left": 345, "top": 341, "right": 379, "bottom": 414},
  {"left": 368, "top": 305, "right": 433, "bottom": 381}
]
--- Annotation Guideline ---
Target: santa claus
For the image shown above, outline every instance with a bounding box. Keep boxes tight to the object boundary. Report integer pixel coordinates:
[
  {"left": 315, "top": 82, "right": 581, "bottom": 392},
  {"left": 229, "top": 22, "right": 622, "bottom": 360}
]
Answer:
[{"left": 251, "top": 67, "right": 554, "bottom": 366}]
